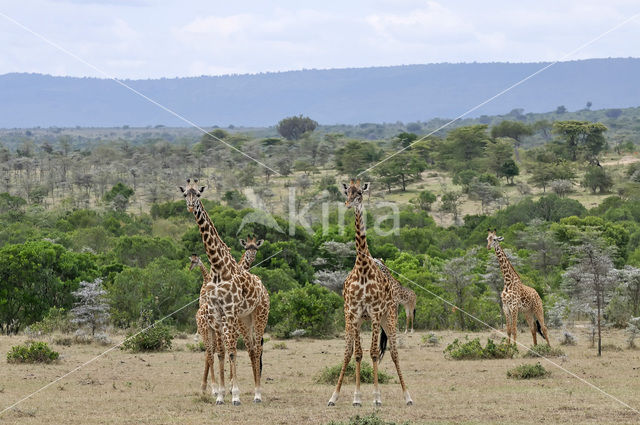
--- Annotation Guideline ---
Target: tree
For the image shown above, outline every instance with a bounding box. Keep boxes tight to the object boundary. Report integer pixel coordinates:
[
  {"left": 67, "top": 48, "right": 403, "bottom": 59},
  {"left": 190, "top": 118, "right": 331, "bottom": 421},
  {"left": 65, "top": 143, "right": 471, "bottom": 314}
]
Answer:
[
  {"left": 563, "top": 238, "right": 617, "bottom": 356},
  {"left": 529, "top": 162, "right": 575, "bottom": 193},
  {"left": 334, "top": 140, "right": 383, "bottom": 175},
  {"left": 500, "top": 160, "right": 519, "bottom": 184},
  {"left": 374, "top": 152, "right": 426, "bottom": 191},
  {"left": 486, "top": 138, "right": 515, "bottom": 176},
  {"left": 467, "top": 179, "right": 503, "bottom": 214},
  {"left": 413, "top": 190, "right": 437, "bottom": 211},
  {"left": 550, "top": 179, "right": 574, "bottom": 197},
  {"left": 552, "top": 121, "right": 607, "bottom": 161},
  {"left": 276, "top": 115, "right": 318, "bottom": 140},
  {"left": 394, "top": 132, "right": 418, "bottom": 148},
  {"left": 555, "top": 105, "right": 567, "bottom": 114},
  {"left": 582, "top": 166, "right": 613, "bottom": 193},
  {"left": 490, "top": 121, "right": 532, "bottom": 161},
  {"left": 619, "top": 266, "right": 640, "bottom": 317},
  {"left": 438, "top": 125, "right": 490, "bottom": 170},
  {"left": 71, "top": 278, "right": 110, "bottom": 336},
  {"left": 440, "top": 249, "right": 479, "bottom": 330},
  {"left": 440, "top": 190, "right": 462, "bottom": 224},
  {"left": 104, "top": 182, "right": 134, "bottom": 212},
  {"left": 515, "top": 219, "right": 563, "bottom": 273}
]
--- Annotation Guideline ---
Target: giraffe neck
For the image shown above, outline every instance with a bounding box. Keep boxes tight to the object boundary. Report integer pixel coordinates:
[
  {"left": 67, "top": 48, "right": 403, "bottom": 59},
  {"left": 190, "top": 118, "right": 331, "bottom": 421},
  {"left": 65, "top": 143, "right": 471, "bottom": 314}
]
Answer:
[
  {"left": 197, "top": 261, "right": 210, "bottom": 283},
  {"left": 239, "top": 250, "right": 256, "bottom": 270},
  {"left": 353, "top": 204, "right": 370, "bottom": 258},
  {"left": 494, "top": 244, "right": 521, "bottom": 292},
  {"left": 192, "top": 199, "right": 238, "bottom": 278}
]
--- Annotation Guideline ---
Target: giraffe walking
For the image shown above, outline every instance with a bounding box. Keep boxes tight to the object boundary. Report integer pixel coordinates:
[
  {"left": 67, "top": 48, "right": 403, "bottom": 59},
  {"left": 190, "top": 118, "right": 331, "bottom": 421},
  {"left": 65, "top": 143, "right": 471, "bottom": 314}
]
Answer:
[
  {"left": 374, "top": 258, "right": 417, "bottom": 333},
  {"left": 487, "top": 229, "right": 551, "bottom": 346},
  {"left": 328, "top": 180, "right": 412, "bottom": 407},
  {"left": 190, "top": 236, "right": 264, "bottom": 395},
  {"left": 180, "top": 178, "right": 269, "bottom": 405}
]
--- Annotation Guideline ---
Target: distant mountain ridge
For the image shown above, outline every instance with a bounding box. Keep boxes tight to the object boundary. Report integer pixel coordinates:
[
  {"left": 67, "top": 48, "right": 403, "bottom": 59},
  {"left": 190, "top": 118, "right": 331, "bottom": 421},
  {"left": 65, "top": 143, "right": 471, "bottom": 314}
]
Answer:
[{"left": 1, "top": 58, "right": 639, "bottom": 128}]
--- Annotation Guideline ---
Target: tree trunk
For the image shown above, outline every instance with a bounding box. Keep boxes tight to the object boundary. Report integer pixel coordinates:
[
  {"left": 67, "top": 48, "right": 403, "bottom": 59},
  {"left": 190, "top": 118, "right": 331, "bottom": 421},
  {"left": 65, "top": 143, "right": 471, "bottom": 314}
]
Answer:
[{"left": 597, "top": 291, "right": 602, "bottom": 357}]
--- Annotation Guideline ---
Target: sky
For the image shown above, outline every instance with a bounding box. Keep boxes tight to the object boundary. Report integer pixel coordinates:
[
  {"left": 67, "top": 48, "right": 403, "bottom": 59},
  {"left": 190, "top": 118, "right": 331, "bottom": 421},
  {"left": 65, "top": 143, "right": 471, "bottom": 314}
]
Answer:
[{"left": 0, "top": 0, "right": 639, "bottom": 79}]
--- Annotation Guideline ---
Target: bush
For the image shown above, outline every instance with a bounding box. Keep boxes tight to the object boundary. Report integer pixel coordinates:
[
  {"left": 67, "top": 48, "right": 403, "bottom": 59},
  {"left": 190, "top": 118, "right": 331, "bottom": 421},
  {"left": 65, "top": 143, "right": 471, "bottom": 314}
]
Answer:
[
  {"left": 507, "top": 362, "right": 550, "bottom": 379},
  {"left": 121, "top": 324, "right": 173, "bottom": 352},
  {"left": 7, "top": 341, "right": 60, "bottom": 364},
  {"left": 327, "top": 413, "right": 405, "bottom": 425},
  {"left": 315, "top": 361, "right": 392, "bottom": 385},
  {"left": 522, "top": 344, "right": 565, "bottom": 358},
  {"left": 186, "top": 341, "right": 206, "bottom": 352},
  {"left": 25, "top": 307, "right": 72, "bottom": 336},
  {"left": 273, "top": 342, "right": 288, "bottom": 350},
  {"left": 444, "top": 338, "right": 517, "bottom": 360},
  {"left": 561, "top": 331, "right": 577, "bottom": 346},
  {"left": 422, "top": 333, "right": 440, "bottom": 347}
]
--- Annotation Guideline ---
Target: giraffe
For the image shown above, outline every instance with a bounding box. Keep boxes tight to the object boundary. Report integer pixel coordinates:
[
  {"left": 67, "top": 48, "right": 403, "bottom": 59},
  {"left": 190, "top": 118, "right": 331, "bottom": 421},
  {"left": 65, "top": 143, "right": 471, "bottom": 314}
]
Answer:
[
  {"left": 328, "top": 180, "right": 412, "bottom": 407},
  {"left": 190, "top": 238, "right": 264, "bottom": 395},
  {"left": 373, "top": 258, "right": 417, "bottom": 334},
  {"left": 180, "top": 178, "right": 270, "bottom": 405},
  {"left": 487, "top": 229, "right": 551, "bottom": 346}
]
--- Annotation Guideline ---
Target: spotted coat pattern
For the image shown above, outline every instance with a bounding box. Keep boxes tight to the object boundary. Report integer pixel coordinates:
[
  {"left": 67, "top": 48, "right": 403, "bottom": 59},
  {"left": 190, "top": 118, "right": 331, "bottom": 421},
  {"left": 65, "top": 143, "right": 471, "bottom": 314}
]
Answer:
[{"left": 373, "top": 258, "right": 417, "bottom": 333}]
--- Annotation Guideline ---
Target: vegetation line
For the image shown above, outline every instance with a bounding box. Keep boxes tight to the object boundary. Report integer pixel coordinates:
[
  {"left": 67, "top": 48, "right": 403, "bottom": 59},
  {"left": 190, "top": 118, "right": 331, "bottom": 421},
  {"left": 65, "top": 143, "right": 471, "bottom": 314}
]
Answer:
[
  {"left": 0, "top": 11, "right": 281, "bottom": 176},
  {"left": 358, "top": 11, "right": 640, "bottom": 177},
  {"left": 385, "top": 264, "right": 640, "bottom": 415}
]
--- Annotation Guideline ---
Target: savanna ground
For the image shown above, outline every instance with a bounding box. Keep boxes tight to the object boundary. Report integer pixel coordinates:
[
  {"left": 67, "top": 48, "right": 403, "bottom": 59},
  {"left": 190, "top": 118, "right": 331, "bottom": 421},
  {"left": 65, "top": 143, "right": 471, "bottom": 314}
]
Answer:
[{"left": 1, "top": 325, "right": 639, "bottom": 424}]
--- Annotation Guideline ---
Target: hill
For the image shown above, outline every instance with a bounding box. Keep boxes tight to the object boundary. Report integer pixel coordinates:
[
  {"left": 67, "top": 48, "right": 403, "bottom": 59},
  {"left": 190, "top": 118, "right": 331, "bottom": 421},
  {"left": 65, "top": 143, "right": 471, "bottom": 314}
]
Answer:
[{"left": 1, "top": 58, "right": 639, "bottom": 128}]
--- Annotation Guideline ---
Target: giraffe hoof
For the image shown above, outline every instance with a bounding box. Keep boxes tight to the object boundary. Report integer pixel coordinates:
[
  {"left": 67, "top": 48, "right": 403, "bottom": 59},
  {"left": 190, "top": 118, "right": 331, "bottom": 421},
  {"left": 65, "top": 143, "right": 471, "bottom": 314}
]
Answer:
[
  {"left": 374, "top": 401, "right": 382, "bottom": 407},
  {"left": 352, "top": 402, "right": 361, "bottom": 407},
  {"left": 328, "top": 402, "right": 336, "bottom": 407},
  {"left": 406, "top": 401, "right": 413, "bottom": 406},
  {"left": 215, "top": 401, "right": 224, "bottom": 405},
  {"left": 232, "top": 400, "right": 241, "bottom": 406},
  {"left": 253, "top": 398, "right": 262, "bottom": 404}
]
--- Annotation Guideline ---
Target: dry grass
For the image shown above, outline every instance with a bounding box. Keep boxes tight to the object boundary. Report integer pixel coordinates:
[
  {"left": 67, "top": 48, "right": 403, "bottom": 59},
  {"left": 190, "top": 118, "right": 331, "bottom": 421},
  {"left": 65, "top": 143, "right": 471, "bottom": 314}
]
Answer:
[{"left": 1, "top": 326, "right": 640, "bottom": 424}]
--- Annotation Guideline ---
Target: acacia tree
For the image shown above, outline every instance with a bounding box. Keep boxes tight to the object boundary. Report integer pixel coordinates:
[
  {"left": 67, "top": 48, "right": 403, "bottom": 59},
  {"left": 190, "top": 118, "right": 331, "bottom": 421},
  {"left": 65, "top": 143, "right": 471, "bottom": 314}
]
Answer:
[
  {"left": 563, "top": 239, "right": 617, "bottom": 356},
  {"left": 490, "top": 121, "right": 532, "bottom": 162},
  {"left": 276, "top": 115, "right": 318, "bottom": 140},
  {"left": 71, "top": 278, "right": 110, "bottom": 336}
]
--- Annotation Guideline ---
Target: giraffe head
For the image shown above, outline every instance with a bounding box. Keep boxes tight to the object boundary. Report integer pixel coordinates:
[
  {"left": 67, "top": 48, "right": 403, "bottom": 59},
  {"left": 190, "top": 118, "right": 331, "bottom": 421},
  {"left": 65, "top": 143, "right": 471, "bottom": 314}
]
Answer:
[
  {"left": 341, "top": 179, "right": 369, "bottom": 209},
  {"left": 179, "top": 178, "right": 205, "bottom": 213},
  {"left": 189, "top": 253, "right": 203, "bottom": 271},
  {"left": 240, "top": 234, "right": 264, "bottom": 266},
  {"left": 486, "top": 228, "right": 504, "bottom": 250}
]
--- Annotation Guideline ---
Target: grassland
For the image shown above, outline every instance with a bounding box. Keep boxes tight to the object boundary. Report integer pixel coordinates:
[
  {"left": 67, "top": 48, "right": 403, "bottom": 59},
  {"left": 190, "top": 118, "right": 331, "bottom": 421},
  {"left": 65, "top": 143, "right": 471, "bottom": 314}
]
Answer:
[{"left": 1, "top": 325, "right": 639, "bottom": 424}]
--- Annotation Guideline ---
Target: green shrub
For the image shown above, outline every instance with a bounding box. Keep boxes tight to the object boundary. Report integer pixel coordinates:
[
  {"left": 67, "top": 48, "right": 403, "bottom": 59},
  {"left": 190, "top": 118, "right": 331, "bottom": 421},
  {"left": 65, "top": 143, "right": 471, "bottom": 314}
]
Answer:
[
  {"left": 121, "top": 325, "right": 173, "bottom": 352},
  {"left": 444, "top": 337, "right": 517, "bottom": 360},
  {"left": 327, "top": 413, "right": 406, "bottom": 425},
  {"left": 186, "top": 341, "right": 206, "bottom": 352},
  {"left": 422, "top": 333, "right": 440, "bottom": 347},
  {"left": 522, "top": 344, "right": 565, "bottom": 358},
  {"left": 26, "top": 307, "right": 72, "bottom": 335},
  {"left": 314, "top": 361, "right": 392, "bottom": 385},
  {"left": 273, "top": 342, "right": 288, "bottom": 350},
  {"left": 7, "top": 341, "right": 60, "bottom": 364},
  {"left": 507, "top": 362, "right": 550, "bottom": 379}
]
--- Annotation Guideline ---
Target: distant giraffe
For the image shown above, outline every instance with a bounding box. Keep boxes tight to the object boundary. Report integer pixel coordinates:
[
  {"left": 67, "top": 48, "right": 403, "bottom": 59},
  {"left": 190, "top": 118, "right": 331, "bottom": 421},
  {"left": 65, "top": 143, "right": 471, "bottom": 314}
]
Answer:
[
  {"left": 487, "top": 229, "right": 551, "bottom": 346},
  {"left": 180, "top": 178, "right": 269, "bottom": 405},
  {"left": 328, "top": 180, "right": 412, "bottom": 407},
  {"left": 190, "top": 238, "right": 264, "bottom": 394},
  {"left": 373, "top": 258, "right": 417, "bottom": 333}
]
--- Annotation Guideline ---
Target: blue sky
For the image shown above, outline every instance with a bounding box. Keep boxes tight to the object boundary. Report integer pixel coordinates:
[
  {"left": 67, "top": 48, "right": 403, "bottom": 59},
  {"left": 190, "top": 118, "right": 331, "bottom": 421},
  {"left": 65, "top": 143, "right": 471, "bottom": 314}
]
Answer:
[{"left": 1, "top": 0, "right": 639, "bottom": 79}]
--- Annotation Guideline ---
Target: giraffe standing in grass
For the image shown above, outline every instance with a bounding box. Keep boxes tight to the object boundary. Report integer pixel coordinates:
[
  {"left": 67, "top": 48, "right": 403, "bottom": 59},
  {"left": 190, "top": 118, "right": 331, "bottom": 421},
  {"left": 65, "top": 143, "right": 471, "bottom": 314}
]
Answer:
[
  {"left": 180, "top": 178, "right": 269, "bottom": 405},
  {"left": 373, "top": 258, "right": 417, "bottom": 333},
  {"left": 190, "top": 236, "right": 264, "bottom": 395},
  {"left": 487, "top": 229, "right": 551, "bottom": 346},
  {"left": 328, "top": 180, "right": 412, "bottom": 407}
]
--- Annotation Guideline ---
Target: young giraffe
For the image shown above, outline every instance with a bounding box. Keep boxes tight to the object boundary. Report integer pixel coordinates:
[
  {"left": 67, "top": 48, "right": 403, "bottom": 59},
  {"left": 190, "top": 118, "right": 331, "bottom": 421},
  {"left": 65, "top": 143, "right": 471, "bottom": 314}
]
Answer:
[
  {"left": 190, "top": 237, "right": 264, "bottom": 395},
  {"left": 328, "top": 180, "right": 412, "bottom": 407},
  {"left": 180, "top": 178, "right": 270, "bottom": 405},
  {"left": 373, "top": 258, "right": 417, "bottom": 334},
  {"left": 487, "top": 229, "right": 551, "bottom": 346}
]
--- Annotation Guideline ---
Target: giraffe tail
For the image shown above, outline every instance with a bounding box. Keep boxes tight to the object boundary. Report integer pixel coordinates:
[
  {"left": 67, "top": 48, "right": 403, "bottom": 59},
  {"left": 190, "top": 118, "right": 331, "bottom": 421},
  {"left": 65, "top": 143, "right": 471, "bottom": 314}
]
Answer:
[
  {"left": 379, "top": 328, "right": 388, "bottom": 361},
  {"left": 536, "top": 320, "right": 544, "bottom": 337},
  {"left": 259, "top": 337, "right": 264, "bottom": 376}
]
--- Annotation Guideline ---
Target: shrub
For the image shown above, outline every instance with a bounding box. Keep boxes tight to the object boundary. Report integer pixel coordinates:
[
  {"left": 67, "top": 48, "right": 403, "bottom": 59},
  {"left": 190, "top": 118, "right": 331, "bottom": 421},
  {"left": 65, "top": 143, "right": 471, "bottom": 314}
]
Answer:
[
  {"left": 507, "top": 362, "right": 550, "bottom": 379},
  {"left": 327, "top": 413, "right": 405, "bottom": 425},
  {"left": 273, "top": 342, "right": 288, "bottom": 350},
  {"left": 186, "top": 341, "right": 206, "bottom": 352},
  {"left": 444, "top": 338, "right": 517, "bottom": 360},
  {"left": 26, "top": 307, "right": 73, "bottom": 336},
  {"left": 121, "top": 325, "right": 173, "bottom": 352},
  {"left": 7, "top": 342, "right": 60, "bottom": 364},
  {"left": 314, "top": 361, "right": 392, "bottom": 385},
  {"left": 561, "top": 331, "right": 577, "bottom": 346},
  {"left": 422, "top": 333, "right": 440, "bottom": 347},
  {"left": 522, "top": 344, "right": 565, "bottom": 358}
]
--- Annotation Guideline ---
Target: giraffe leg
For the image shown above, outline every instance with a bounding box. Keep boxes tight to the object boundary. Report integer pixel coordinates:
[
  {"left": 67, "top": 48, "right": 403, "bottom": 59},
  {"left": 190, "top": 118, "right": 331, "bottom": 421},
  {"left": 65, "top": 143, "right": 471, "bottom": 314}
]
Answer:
[
  {"left": 534, "top": 307, "right": 551, "bottom": 346},
  {"left": 370, "top": 320, "right": 382, "bottom": 407},
  {"left": 382, "top": 316, "right": 412, "bottom": 405},
  {"left": 250, "top": 295, "right": 269, "bottom": 403},
  {"left": 352, "top": 326, "right": 363, "bottom": 406},
  {"left": 239, "top": 316, "right": 261, "bottom": 404},
  {"left": 525, "top": 313, "right": 537, "bottom": 346},
  {"left": 223, "top": 316, "right": 241, "bottom": 406},
  {"left": 409, "top": 304, "right": 415, "bottom": 333},
  {"left": 510, "top": 308, "right": 518, "bottom": 346},
  {"left": 328, "top": 321, "right": 354, "bottom": 406},
  {"left": 404, "top": 305, "right": 409, "bottom": 334},
  {"left": 205, "top": 325, "right": 219, "bottom": 396},
  {"left": 502, "top": 304, "right": 512, "bottom": 344},
  {"left": 210, "top": 320, "right": 226, "bottom": 404}
]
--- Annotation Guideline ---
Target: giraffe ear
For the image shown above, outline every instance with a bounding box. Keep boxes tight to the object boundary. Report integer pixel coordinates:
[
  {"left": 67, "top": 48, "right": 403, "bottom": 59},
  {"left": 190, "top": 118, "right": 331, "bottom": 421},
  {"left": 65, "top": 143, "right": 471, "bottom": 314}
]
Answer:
[
  {"left": 361, "top": 182, "right": 370, "bottom": 192},
  {"left": 199, "top": 186, "right": 206, "bottom": 193},
  {"left": 342, "top": 183, "right": 349, "bottom": 197},
  {"left": 496, "top": 236, "right": 504, "bottom": 241},
  {"left": 239, "top": 239, "right": 247, "bottom": 248},
  {"left": 256, "top": 239, "right": 264, "bottom": 248},
  {"left": 179, "top": 186, "right": 185, "bottom": 193}
]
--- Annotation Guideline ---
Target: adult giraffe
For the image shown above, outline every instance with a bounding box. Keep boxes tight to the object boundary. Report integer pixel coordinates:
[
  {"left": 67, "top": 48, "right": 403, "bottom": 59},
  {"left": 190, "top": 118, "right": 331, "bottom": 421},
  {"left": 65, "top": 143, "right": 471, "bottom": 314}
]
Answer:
[
  {"left": 328, "top": 180, "right": 412, "bottom": 407},
  {"left": 487, "top": 229, "right": 550, "bottom": 346},
  {"left": 180, "top": 178, "right": 269, "bottom": 405}
]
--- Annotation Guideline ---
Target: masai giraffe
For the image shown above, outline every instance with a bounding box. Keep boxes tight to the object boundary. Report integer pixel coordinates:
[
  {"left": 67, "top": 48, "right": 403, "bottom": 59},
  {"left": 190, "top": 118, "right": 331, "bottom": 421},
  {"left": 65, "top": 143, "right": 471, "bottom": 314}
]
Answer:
[
  {"left": 180, "top": 178, "right": 270, "bottom": 405},
  {"left": 373, "top": 258, "right": 417, "bottom": 334},
  {"left": 190, "top": 238, "right": 264, "bottom": 395},
  {"left": 328, "top": 180, "right": 412, "bottom": 407},
  {"left": 487, "top": 229, "right": 551, "bottom": 346}
]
